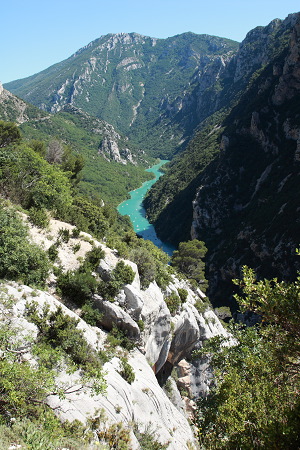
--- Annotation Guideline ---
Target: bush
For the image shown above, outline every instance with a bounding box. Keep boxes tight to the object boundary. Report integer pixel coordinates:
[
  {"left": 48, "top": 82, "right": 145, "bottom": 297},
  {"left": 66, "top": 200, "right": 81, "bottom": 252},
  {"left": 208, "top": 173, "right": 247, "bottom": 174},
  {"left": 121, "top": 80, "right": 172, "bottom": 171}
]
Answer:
[
  {"left": 97, "top": 422, "right": 131, "bottom": 449},
  {"left": 25, "top": 303, "right": 106, "bottom": 393},
  {"left": 81, "top": 302, "right": 103, "bottom": 326},
  {"left": 28, "top": 207, "right": 50, "bottom": 228},
  {"left": 98, "top": 261, "right": 135, "bottom": 301},
  {"left": 58, "top": 228, "right": 70, "bottom": 243},
  {"left": 177, "top": 288, "right": 188, "bottom": 302},
  {"left": 171, "top": 239, "right": 207, "bottom": 287},
  {"left": 113, "top": 261, "right": 135, "bottom": 285},
  {"left": 118, "top": 357, "right": 135, "bottom": 384},
  {"left": 83, "top": 246, "right": 105, "bottom": 271},
  {"left": 165, "top": 293, "right": 181, "bottom": 315},
  {"left": 106, "top": 326, "right": 135, "bottom": 351},
  {"left": 71, "top": 227, "right": 81, "bottom": 238},
  {"left": 129, "top": 247, "right": 156, "bottom": 289},
  {"left": 57, "top": 269, "right": 98, "bottom": 305},
  {"left": 0, "top": 206, "right": 50, "bottom": 286},
  {"left": 48, "top": 243, "right": 59, "bottom": 262}
]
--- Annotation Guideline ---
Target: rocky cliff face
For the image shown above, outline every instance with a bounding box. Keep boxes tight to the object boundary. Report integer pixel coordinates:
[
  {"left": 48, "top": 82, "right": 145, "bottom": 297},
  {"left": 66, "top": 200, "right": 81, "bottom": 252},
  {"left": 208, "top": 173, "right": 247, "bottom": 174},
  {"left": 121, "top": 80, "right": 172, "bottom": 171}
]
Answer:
[
  {"left": 191, "top": 13, "right": 300, "bottom": 306},
  {"left": 5, "top": 32, "right": 238, "bottom": 158},
  {"left": 0, "top": 84, "right": 47, "bottom": 124},
  {"left": 144, "top": 13, "right": 300, "bottom": 307},
  {"left": 6, "top": 215, "right": 229, "bottom": 448}
]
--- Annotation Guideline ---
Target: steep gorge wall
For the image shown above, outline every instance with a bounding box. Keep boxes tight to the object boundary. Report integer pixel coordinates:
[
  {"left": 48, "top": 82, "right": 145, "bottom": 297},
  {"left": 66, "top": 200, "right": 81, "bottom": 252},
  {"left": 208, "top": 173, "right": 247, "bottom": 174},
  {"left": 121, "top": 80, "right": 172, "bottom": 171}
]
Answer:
[{"left": 191, "top": 13, "right": 300, "bottom": 306}]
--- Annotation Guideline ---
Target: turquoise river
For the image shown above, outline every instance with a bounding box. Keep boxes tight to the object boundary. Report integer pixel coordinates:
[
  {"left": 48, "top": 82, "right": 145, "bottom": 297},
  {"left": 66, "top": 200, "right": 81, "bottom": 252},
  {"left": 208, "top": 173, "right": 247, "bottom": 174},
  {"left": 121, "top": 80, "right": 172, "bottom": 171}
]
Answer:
[{"left": 117, "top": 160, "right": 175, "bottom": 256}]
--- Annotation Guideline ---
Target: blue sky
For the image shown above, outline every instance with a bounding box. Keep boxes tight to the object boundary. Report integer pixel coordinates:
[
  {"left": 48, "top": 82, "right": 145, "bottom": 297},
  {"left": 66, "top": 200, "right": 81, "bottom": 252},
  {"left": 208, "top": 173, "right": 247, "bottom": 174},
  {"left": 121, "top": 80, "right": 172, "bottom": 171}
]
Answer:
[{"left": 2, "top": 0, "right": 299, "bottom": 83}]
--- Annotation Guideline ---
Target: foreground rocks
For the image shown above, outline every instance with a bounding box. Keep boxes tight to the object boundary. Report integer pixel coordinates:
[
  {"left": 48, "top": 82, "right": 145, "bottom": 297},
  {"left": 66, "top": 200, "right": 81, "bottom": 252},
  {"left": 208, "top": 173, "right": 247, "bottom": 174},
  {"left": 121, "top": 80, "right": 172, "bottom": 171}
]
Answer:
[{"left": 18, "top": 216, "right": 231, "bottom": 447}]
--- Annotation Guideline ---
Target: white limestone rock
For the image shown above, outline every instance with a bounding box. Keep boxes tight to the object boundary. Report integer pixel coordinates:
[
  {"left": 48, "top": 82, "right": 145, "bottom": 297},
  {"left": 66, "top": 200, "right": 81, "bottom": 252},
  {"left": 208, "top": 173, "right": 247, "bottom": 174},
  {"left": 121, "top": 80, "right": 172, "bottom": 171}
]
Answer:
[
  {"left": 168, "top": 304, "right": 200, "bottom": 365},
  {"left": 123, "top": 284, "right": 144, "bottom": 320},
  {"left": 0, "top": 283, "right": 197, "bottom": 450},
  {"left": 94, "top": 296, "right": 140, "bottom": 339},
  {"left": 141, "top": 282, "right": 171, "bottom": 372}
]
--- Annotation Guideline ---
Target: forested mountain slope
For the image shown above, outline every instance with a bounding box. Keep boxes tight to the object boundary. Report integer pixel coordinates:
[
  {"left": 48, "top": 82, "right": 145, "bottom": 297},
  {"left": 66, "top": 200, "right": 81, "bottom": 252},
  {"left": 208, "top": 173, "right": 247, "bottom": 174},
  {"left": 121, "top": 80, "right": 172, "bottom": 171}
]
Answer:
[
  {"left": 0, "top": 84, "right": 151, "bottom": 205},
  {"left": 145, "top": 13, "right": 300, "bottom": 307},
  {"left": 5, "top": 32, "right": 238, "bottom": 158}
]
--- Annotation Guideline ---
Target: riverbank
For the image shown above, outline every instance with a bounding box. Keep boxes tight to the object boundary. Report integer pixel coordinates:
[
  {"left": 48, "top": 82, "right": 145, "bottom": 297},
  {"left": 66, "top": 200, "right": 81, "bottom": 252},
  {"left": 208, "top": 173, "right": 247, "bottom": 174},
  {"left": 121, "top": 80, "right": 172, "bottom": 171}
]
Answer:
[{"left": 117, "top": 160, "right": 175, "bottom": 256}]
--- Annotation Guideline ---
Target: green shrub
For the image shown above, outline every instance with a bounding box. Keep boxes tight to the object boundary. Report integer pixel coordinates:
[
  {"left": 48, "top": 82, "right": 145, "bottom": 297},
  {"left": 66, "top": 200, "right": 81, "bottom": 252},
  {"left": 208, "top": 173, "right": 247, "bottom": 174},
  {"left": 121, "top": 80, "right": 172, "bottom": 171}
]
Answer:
[
  {"left": 134, "top": 423, "right": 170, "bottom": 449},
  {"left": 97, "top": 422, "right": 131, "bottom": 449},
  {"left": 113, "top": 261, "right": 135, "bottom": 285},
  {"left": 71, "top": 227, "right": 81, "bottom": 238},
  {"left": 119, "top": 357, "right": 135, "bottom": 384},
  {"left": 83, "top": 246, "right": 105, "bottom": 271},
  {"left": 0, "top": 206, "right": 50, "bottom": 286},
  {"left": 177, "top": 288, "right": 188, "bottom": 302},
  {"left": 106, "top": 326, "right": 135, "bottom": 351},
  {"left": 28, "top": 207, "right": 50, "bottom": 229},
  {"left": 165, "top": 293, "right": 181, "bottom": 315},
  {"left": 48, "top": 243, "right": 59, "bottom": 262},
  {"left": 58, "top": 228, "right": 70, "bottom": 243},
  {"left": 81, "top": 302, "right": 103, "bottom": 326},
  {"left": 129, "top": 247, "right": 156, "bottom": 289},
  {"left": 72, "top": 243, "right": 81, "bottom": 253},
  {"left": 98, "top": 261, "right": 135, "bottom": 301},
  {"left": 137, "top": 319, "right": 145, "bottom": 332},
  {"left": 56, "top": 269, "right": 98, "bottom": 305},
  {"left": 25, "top": 303, "right": 106, "bottom": 393},
  {"left": 171, "top": 239, "right": 207, "bottom": 287}
]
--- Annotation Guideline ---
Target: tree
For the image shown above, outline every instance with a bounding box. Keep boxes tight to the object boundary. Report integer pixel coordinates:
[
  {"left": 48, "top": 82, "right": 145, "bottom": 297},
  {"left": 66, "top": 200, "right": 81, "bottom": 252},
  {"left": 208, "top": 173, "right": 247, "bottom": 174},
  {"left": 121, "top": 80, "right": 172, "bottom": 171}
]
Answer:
[
  {"left": 0, "top": 206, "right": 50, "bottom": 286},
  {"left": 0, "top": 120, "right": 21, "bottom": 148},
  {"left": 195, "top": 266, "right": 300, "bottom": 448},
  {"left": 171, "top": 239, "right": 207, "bottom": 286},
  {"left": 46, "top": 139, "right": 64, "bottom": 164}
]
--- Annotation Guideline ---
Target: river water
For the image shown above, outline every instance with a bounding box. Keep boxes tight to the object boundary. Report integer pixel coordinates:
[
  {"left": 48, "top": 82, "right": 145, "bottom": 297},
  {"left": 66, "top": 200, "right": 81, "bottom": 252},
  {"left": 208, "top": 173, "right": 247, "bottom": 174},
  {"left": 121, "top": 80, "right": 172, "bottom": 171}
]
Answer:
[{"left": 117, "top": 160, "right": 175, "bottom": 256}]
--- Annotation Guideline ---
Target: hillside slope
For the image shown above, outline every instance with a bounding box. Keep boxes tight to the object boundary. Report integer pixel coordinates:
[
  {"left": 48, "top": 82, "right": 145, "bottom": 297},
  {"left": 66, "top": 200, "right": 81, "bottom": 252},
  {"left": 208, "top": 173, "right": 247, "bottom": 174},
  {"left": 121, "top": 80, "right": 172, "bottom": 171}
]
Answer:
[
  {"left": 5, "top": 32, "right": 238, "bottom": 158},
  {"left": 145, "top": 13, "right": 300, "bottom": 306},
  {"left": 0, "top": 85, "right": 152, "bottom": 205}
]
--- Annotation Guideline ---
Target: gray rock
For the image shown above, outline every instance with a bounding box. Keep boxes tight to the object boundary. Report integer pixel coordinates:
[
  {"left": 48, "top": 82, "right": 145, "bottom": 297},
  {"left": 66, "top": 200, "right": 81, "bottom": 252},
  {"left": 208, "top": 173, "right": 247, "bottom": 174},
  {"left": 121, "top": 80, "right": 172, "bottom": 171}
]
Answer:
[
  {"left": 124, "top": 284, "right": 144, "bottom": 320},
  {"left": 141, "top": 282, "right": 171, "bottom": 372},
  {"left": 94, "top": 296, "right": 140, "bottom": 339},
  {"left": 168, "top": 304, "right": 200, "bottom": 365}
]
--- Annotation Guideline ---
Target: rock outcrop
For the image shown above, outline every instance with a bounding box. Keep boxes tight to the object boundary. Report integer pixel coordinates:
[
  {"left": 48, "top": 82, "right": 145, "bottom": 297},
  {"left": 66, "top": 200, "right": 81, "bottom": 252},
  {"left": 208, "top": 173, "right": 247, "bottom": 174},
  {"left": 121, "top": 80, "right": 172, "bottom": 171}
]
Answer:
[
  {"left": 190, "top": 13, "right": 300, "bottom": 307},
  {"left": 20, "top": 215, "right": 230, "bottom": 448}
]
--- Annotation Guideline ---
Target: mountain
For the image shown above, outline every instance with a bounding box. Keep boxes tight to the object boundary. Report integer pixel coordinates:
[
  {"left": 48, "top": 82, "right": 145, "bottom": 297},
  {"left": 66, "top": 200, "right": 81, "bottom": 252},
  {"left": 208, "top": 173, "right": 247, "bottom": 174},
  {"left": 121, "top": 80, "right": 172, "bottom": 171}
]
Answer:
[
  {"left": 0, "top": 84, "right": 151, "bottom": 205},
  {"left": 4, "top": 32, "right": 238, "bottom": 158},
  {"left": 145, "top": 13, "right": 300, "bottom": 307}
]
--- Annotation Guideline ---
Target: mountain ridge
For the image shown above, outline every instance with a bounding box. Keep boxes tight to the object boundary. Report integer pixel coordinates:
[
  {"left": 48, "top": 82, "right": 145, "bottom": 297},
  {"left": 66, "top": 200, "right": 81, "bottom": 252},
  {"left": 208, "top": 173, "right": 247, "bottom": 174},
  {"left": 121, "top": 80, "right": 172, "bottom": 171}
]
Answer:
[{"left": 4, "top": 31, "right": 239, "bottom": 158}]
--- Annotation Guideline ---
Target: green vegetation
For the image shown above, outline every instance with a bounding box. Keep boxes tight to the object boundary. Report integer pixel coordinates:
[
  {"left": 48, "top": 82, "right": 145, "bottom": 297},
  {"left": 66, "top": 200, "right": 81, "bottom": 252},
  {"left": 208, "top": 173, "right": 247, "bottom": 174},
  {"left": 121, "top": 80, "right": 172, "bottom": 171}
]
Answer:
[
  {"left": 171, "top": 240, "right": 207, "bottom": 289},
  {"left": 195, "top": 266, "right": 300, "bottom": 448},
  {"left": 106, "top": 325, "right": 136, "bottom": 352},
  {"left": 0, "top": 206, "right": 50, "bottom": 286},
  {"left": 118, "top": 357, "right": 135, "bottom": 384},
  {"left": 23, "top": 111, "right": 153, "bottom": 206},
  {"left": 5, "top": 33, "right": 238, "bottom": 159},
  {"left": 105, "top": 229, "right": 172, "bottom": 289},
  {"left": 0, "top": 288, "right": 105, "bottom": 449},
  {"left": 0, "top": 120, "right": 21, "bottom": 147},
  {"left": 165, "top": 292, "right": 182, "bottom": 315},
  {"left": 98, "top": 260, "right": 135, "bottom": 301},
  {"left": 28, "top": 206, "right": 50, "bottom": 228}
]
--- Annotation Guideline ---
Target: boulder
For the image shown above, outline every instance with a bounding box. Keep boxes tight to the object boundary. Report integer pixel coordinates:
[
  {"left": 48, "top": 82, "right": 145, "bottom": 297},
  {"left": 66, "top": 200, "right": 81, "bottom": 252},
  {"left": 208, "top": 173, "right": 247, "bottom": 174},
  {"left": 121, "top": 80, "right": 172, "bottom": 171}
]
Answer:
[
  {"left": 124, "top": 284, "right": 144, "bottom": 320},
  {"left": 141, "top": 282, "right": 171, "bottom": 372},
  {"left": 94, "top": 296, "right": 140, "bottom": 339},
  {"left": 168, "top": 304, "right": 200, "bottom": 365}
]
